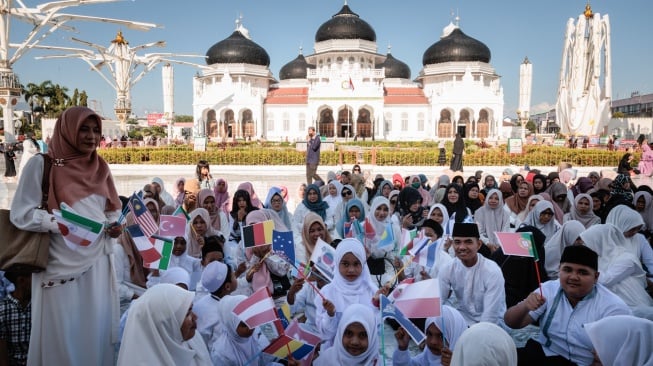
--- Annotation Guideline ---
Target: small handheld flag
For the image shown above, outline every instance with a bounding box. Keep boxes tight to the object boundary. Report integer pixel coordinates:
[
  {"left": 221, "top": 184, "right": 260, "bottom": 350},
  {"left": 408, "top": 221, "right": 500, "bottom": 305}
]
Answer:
[
  {"left": 496, "top": 232, "right": 539, "bottom": 259},
  {"left": 380, "top": 295, "right": 425, "bottom": 345},
  {"left": 377, "top": 222, "right": 395, "bottom": 249},
  {"left": 309, "top": 239, "right": 336, "bottom": 281},
  {"left": 144, "top": 235, "right": 174, "bottom": 270},
  {"left": 242, "top": 220, "right": 275, "bottom": 248},
  {"left": 128, "top": 193, "right": 159, "bottom": 237},
  {"left": 158, "top": 215, "right": 187, "bottom": 238},
  {"left": 272, "top": 230, "right": 295, "bottom": 265},
  {"left": 125, "top": 225, "right": 162, "bottom": 264},
  {"left": 53, "top": 203, "right": 105, "bottom": 249},
  {"left": 232, "top": 287, "right": 278, "bottom": 329},
  {"left": 392, "top": 278, "right": 441, "bottom": 319},
  {"left": 399, "top": 228, "right": 418, "bottom": 256}
]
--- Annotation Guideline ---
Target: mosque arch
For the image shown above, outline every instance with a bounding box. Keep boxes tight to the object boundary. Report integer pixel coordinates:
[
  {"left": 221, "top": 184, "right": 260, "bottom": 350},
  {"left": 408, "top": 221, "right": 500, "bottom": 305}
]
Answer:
[
  {"left": 224, "top": 109, "right": 235, "bottom": 138},
  {"left": 318, "top": 107, "right": 335, "bottom": 138},
  {"left": 457, "top": 108, "right": 474, "bottom": 138},
  {"left": 206, "top": 109, "right": 218, "bottom": 138},
  {"left": 357, "top": 106, "right": 373, "bottom": 138},
  {"left": 477, "top": 109, "right": 491, "bottom": 138},
  {"left": 337, "top": 106, "right": 354, "bottom": 138},
  {"left": 438, "top": 108, "right": 454, "bottom": 138},
  {"left": 241, "top": 109, "right": 255, "bottom": 138}
]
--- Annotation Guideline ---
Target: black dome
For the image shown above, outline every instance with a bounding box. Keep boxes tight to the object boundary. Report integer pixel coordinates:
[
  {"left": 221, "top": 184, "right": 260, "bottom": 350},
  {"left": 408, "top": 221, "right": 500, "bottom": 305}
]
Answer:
[
  {"left": 206, "top": 30, "right": 270, "bottom": 66},
  {"left": 315, "top": 4, "right": 376, "bottom": 42},
  {"left": 279, "top": 54, "right": 316, "bottom": 80},
  {"left": 422, "top": 28, "right": 491, "bottom": 65},
  {"left": 380, "top": 53, "right": 411, "bottom": 79}
]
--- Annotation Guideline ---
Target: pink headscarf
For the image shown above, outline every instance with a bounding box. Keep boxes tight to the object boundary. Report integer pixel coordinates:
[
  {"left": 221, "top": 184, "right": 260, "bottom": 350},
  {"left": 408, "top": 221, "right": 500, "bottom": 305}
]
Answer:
[
  {"left": 237, "top": 182, "right": 262, "bottom": 208},
  {"left": 47, "top": 106, "right": 121, "bottom": 212},
  {"left": 213, "top": 178, "right": 230, "bottom": 215}
]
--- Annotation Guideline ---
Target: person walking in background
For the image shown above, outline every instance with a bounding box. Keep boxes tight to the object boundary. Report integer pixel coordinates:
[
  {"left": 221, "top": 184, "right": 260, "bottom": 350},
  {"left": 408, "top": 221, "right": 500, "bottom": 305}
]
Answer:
[
  {"left": 450, "top": 133, "right": 464, "bottom": 172},
  {"left": 3, "top": 143, "right": 17, "bottom": 183},
  {"left": 17, "top": 132, "right": 40, "bottom": 181},
  {"left": 306, "top": 126, "right": 322, "bottom": 185}
]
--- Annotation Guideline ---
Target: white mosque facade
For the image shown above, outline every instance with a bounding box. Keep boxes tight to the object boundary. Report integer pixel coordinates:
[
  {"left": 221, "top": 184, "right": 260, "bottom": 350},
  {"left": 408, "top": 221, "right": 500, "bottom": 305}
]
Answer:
[{"left": 192, "top": 4, "right": 504, "bottom": 141}]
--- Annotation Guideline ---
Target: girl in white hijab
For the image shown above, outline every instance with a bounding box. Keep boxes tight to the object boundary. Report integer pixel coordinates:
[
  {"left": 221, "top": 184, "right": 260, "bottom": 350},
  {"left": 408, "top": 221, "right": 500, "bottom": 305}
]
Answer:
[
  {"left": 474, "top": 189, "right": 510, "bottom": 250},
  {"left": 543, "top": 220, "right": 585, "bottom": 279},
  {"left": 605, "top": 205, "right": 652, "bottom": 269},
  {"left": 580, "top": 225, "right": 653, "bottom": 320},
  {"left": 521, "top": 201, "right": 561, "bottom": 243},
  {"left": 367, "top": 196, "right": 400, "bottom": 258},
  {"left": 393, "top": 305, "right": 468, "bottom": 366},
  {"left": 324, "top": 180, "right": 343, "bottom": 225},
  {"left": 585, "top": 315, "right": 653, "bottom": 366},
  {"left": 117, "top": 284, "right": 211, "bottom": 366},
  {"left": 314, "top": 303, "right": 380, "bottom": 366},
  {"left": 315, "top": 238, "right": 379, "bottom": 347},
  {"left": 450, "top": 322, "right": 517, "bottom": 366},
  {"left": 563, "top": 193, "right": 600, "bottom": 228},
  {"left": 211, "top": 295, "right": 276, "bottom": 366}
]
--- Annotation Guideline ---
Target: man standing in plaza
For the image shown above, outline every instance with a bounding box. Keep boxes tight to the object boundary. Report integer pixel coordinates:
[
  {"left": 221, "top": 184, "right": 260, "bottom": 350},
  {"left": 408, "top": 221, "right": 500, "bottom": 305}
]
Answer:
[{"left": 306, "top": 126, "right": 322, "bottom": 185}]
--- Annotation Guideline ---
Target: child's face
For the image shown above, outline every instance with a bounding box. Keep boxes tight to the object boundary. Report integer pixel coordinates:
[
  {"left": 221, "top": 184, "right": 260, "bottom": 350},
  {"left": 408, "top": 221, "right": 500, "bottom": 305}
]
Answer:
[
  {"left": 430, "top": 208, "right": 443, "bottom": 224},
  {"left": 236, "top": 321, "right": 254, "bottom": 337},
  {"left": 425, "top": 323, "right": 444, "bottom": 356},
  {"left": 576, "top": 197, "right": 591, "bottom": 214},
  {"left": 308, "top": 222, "right": 326, "bottom": 243},
  {"left": 533, "top": 179, "right": 544, "bottom": 191},
  {"left": 201, "top": 166, "right": 209, "bottom": 176},
  {"left": 202, "top": 196, "right": 216, "bottom": 213},
  {"left": 338, "top": 252, "right": 362, "bottom": 282},
  {"left": 539, "top": 209, "right": 554, "bottom": 224},
  {"left": 192, "top": 216, "right": 207, "bottom": 236},
  {"left": 180, "top": 306, "right": 197, "bottom": 341},
  {"left": 374, "top": 204, "right": 389, "bottom": 221},
  {"left": 487, "top": 193, "right": 500, "bottom": 209},
  {"left": 423, "top": 227, "right": 438, "bottom": 242},
  {"left": 342, "top": 322, "right": 368, "bottom": 356},
  {"left": 348, "top": 206, "right": 361, "bottom": 220},
  {"left": 328, "top": 184, "right": 337, "bottom": 196},
  {"left": 592, "top": 197, "right": 602, "bottom": 211},
  {"left": 201, "top": 251, "right": 223, "bottom": 267},
  {"left": 173, "top": 237, "right": 187, "bottom": 256},
  {"left": 636, "top": 197, "right": 646, "bottom": 212}
]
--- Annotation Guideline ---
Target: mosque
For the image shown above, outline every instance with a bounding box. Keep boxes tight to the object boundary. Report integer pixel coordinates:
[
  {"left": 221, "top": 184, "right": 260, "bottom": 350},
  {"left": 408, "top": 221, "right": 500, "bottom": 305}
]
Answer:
[{"left": 192, "top": 3, "right": 504, "bottom": 142}]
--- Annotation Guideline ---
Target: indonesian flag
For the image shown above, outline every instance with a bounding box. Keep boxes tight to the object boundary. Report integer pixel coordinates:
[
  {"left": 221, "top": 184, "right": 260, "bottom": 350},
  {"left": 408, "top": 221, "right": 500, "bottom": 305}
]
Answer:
[
  {"left": 125, "top": 225, "right": 162, "bottom": 264},
  {"left": 381, "top": 294, "right": 425, "bottom": 345},
  {"left": 349, "top": 76, "right": 355, "bottom": 91},
  {"left": 232, "top": 287, "right": 278, "bottom": 329},
  {"left": 392, "top": 278, "right": 441, "bottom": 318}
]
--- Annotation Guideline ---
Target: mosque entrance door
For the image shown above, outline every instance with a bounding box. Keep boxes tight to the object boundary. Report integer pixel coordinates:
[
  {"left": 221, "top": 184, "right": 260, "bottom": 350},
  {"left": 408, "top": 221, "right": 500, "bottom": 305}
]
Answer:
[{"left": 457, "top": 125, "right": 466, "bottom": 138}]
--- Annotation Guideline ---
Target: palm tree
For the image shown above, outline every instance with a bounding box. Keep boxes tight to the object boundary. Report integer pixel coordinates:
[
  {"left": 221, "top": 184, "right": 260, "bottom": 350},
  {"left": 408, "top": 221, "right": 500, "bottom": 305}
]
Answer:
[{"left": 23, "top": 80, "right": 54, "bottom": 120}]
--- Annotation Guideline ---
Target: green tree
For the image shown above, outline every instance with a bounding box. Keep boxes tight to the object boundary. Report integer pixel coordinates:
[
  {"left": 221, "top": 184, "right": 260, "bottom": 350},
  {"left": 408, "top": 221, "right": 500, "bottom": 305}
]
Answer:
[
  {"left": 526, "top": 120, "right": 537, "bottom": 133},
  {"left": 23, "top": 80, "right": 54, "bottom": 117},
  {"left": 175, "top": 115, "right": 193, "bottom": 122},
  {"left": 79, "top": 91, "right": 88, "bottom": 106},
  {"left": 69, "top": 89, "right": 79, "bottom": 107}
]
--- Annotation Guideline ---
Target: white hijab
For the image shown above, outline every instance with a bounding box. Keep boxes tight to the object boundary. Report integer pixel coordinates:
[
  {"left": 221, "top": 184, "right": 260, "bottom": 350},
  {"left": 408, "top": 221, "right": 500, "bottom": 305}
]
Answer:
[
  {"left": 367, "top": 196, "right": 395, "bottom": 256},
  {"left": 543, "top": 220, "right": 585, "bottom": 279},
  {"left": 117, "top": 284, "right": 211, "bottom": 366},
  {"left": 566, "top": 193, "right": 600, "bottom": 228},
  {"left": 321, "top": 238, "right": 378, "bottom": 309},
  {"left": 522, "top": 200, "right": 560, "bottom": 241},
  {"left": 634, "top": 191, "right": 653, "bottom": 232},
  {"left": 474, "top": 189, "right": 510, "bottom": 242},
  {"left": 585, "top": 315, "right": 653, "bottom": 366},
  {"left": 450, "top": 322, "right": 517, "bottom": 366},
  {"left": 413, "top": 305, "right": 468, "bottom": 366},
  {"left": 605, "top": 205, "right": 646, "bottom": 256},
  {"left": 314, "top": 303, "right": 379, "bottom": 366},
  {"left": 428, "top": 203, "right": 450, "bottom": 236},
  {"left": 211, "top": 295, "right": 263, "bottom": 366}
]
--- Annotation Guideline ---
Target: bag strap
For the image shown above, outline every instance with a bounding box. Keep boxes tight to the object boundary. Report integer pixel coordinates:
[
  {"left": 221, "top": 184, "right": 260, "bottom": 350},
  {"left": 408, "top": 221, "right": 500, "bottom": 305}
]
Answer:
[{"left": 39, "top": 153, "right": 53, "bottom": 210}]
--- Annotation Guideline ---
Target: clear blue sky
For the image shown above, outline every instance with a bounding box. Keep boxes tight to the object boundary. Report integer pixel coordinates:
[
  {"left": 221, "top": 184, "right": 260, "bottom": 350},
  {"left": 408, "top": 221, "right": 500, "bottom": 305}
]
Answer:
[{"left": 11, "top": 0, "right": 653, "bottom": 119}]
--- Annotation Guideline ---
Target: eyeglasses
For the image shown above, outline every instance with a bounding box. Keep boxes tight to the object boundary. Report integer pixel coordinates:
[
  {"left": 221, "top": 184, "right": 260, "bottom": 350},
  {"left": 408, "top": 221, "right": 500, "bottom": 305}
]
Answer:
[
  {"left": 341, "top": 191, "right": 352, "bottom": 197},
  {"left": 271, "top": 198, "right": 283, "bottom": 204}
]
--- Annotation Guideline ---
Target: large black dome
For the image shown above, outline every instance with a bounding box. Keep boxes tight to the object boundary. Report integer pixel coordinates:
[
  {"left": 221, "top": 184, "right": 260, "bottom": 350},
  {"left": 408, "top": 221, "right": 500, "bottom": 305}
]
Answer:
[
  {"left": 205, "top": 30, "right": 270, "bottom": 66},
  {"left": 315, "top": 4, "right": 376, "bottom": 42},
  {"left": 422, "top": 28, "right": 491, "bottom": 65},
  {"left": 279, "top": 53, "right": 316, "bottom": 80},
  {"left": 380, "top": 53, "right": 410, "bottom": 79}
]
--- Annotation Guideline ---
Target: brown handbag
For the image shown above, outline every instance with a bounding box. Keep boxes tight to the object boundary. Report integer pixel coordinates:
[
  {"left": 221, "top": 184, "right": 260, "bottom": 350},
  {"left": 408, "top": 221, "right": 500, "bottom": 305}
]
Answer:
[{"left": 0, "top": 154, "right": 52, "bottom": 273}]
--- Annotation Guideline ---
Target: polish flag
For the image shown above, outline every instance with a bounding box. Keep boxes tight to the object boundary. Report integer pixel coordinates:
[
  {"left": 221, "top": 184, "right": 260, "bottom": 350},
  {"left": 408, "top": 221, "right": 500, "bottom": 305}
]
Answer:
[
  {"left": 393, "top": 278, "right": 441, "bottom": 318},
  {"left": 232, "top": 287, "right": 278, "bottom": 329}
]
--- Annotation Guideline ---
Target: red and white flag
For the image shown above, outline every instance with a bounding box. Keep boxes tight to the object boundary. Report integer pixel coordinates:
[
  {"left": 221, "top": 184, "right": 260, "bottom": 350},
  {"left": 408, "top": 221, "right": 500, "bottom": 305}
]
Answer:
[
  {"left": 232, "top": 287, "right": 278, "bottom": 329},
  {"left": 158, "top": 215, "right": 187, "bottom": 238},
  {"left": 393, "top": 278, "right": 441, "bottom": 318}
]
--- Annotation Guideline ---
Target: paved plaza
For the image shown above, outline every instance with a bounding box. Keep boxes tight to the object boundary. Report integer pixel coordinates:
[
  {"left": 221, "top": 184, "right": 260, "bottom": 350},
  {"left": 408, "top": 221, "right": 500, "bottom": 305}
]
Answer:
[{"left": 2, "top": 153, "right": 652, "bottom": 210}]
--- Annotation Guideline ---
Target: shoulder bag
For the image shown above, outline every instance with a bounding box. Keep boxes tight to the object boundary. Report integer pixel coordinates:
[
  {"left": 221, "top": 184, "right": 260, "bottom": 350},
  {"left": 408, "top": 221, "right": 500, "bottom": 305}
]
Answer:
[{"left": 0, "top": 154, "right": 52, "bottom": 272}]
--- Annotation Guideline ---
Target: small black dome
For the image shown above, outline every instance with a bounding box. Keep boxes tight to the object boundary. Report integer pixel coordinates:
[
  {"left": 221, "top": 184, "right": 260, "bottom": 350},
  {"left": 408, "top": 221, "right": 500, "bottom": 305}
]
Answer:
[
  {"left": 279, "top": 54, "right": 316, "bottom": 80},
  {"left": 380, "top": 53, "right": 411, "bottom": 79},
  {"left": 205, "top": 30, "right": 270, "bottom": 66},
  {"left": 315, "top": 4, "right": 376, "bottom": 42},
  {"left": 422, "top": 28, "right": 491, "bottom": 65}
]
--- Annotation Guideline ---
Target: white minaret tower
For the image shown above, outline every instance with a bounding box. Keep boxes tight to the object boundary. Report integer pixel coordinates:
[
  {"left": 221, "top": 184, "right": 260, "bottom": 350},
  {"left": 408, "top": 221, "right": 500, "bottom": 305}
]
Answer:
[
  {"left": 518, "top": 56, "right": 533, "bottom": 140},
  {"left": 162, "top": 63, "right": 174, "bottom": 141}
]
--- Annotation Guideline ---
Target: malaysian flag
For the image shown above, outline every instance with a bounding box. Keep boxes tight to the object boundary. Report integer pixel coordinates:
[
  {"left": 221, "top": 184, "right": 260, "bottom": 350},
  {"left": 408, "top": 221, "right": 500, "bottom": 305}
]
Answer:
[{"left": 128, "top": 193, "right": 159, "bottom": 237}]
